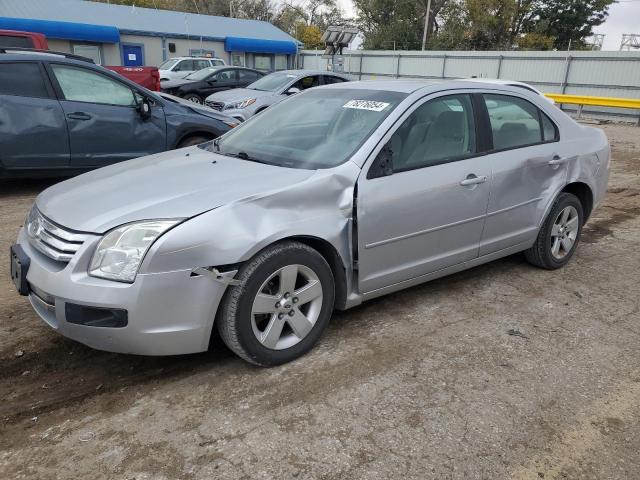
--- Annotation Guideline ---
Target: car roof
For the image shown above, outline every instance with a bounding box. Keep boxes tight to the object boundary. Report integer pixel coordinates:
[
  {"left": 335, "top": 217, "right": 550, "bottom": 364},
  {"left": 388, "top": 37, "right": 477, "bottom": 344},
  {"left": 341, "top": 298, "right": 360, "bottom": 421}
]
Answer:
[
  {"left": 169, "top": 56, "right": 223, "bottom": 60},
  {"left": 273, "top": 69, "right": 350, "bottom": 78},
  {"left": 0, "top": 50, "right": 94, "bottom": 64},
  {"left": 318, "top": 79, "right": 548, "bottom": 97}
]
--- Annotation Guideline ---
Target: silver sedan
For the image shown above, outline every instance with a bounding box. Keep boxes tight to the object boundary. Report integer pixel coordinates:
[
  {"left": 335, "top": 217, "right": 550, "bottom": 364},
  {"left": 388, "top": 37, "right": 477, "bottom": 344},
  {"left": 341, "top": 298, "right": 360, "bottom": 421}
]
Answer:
[
  {"left": 204, "top": 69, "right": 350, "bottom": 121},
  {"left": 11, "top": 80, "right": 610, "bottom": 366}
]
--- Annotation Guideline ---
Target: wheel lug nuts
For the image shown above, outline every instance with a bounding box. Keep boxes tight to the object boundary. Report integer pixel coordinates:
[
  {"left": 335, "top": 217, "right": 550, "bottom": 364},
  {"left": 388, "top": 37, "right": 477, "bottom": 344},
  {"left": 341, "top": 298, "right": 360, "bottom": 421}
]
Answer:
[
  {"left": 278, "top": 313, "right": 284, "bottom": 319},
  {"left": 288, "top": 310, "right": 295, "bottom": 317},
  {"left": 284, "top": 292, "right": 290, "bottom": 299},
  {"left": 275, "top": 302, "right": 281, "bottom": 308},
  {"left": 292, "top": 297, "right": 299, "bottom": 304}
]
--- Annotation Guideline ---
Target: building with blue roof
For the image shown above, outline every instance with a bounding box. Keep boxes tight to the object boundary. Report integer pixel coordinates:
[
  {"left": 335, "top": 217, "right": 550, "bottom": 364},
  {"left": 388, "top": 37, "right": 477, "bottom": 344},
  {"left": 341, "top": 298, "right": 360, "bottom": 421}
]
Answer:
[{"left": 0, "top": 0, "right": 299, "bottom": 70}]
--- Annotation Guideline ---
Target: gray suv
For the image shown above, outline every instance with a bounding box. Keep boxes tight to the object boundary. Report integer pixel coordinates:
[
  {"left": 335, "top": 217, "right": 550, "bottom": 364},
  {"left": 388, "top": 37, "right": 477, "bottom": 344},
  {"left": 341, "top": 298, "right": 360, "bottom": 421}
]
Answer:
[{"left": 0, "top": 49, "right": 237, "bottom": 178}]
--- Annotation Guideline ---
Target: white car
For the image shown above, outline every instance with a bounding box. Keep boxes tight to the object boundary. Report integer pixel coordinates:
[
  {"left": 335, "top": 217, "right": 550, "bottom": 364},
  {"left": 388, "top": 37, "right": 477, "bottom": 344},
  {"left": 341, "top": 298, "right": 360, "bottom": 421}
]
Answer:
[{"left": 158, "top": 57, "right": 226, "bottom": 81}]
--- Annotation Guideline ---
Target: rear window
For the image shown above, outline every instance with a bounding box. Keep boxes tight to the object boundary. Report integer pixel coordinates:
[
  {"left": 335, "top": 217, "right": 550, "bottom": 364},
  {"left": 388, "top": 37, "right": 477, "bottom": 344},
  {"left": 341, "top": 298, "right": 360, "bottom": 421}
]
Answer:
[
  {"left": 0, "top": 35, "right": 33, "bottom": 48},
  {"left": 0, "top": 62, "right": 49, "bottom": 98}
]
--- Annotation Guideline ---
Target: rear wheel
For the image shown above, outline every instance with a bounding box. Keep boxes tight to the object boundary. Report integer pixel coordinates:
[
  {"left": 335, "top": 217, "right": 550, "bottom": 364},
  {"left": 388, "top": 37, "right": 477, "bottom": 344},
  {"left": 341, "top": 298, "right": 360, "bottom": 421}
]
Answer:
[
  {"left": 525, "top": 192, "right": 583, "bottom": 269},
  {"left": 217, "top": 241, "right": 335, "bottom": 366},
  {"left": 183, "top": 93, "right": 203, "bottom": 104}
]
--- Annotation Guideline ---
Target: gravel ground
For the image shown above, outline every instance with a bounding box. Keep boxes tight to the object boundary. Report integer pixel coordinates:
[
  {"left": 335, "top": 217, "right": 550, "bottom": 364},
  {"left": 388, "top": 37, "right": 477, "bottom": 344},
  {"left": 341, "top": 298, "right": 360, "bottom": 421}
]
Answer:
[{"left": 0, "top": 123, "right": 639, "bottom": 480}]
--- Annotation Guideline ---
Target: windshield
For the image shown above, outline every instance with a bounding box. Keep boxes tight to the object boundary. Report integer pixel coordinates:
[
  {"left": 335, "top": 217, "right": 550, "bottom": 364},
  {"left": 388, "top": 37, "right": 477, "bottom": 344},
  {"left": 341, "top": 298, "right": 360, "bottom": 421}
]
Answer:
[
  {"left": 202, "top": 88, "right": 407, "bottom": 169},
  {"left": 247, "top": 72, "right": 298, "bottom": 92},
  {"left": 159, "top": 59, "right": 179, "bottom": 70},
  {"left": 185, "top": 67, "right": 221, "bottom": 81}
]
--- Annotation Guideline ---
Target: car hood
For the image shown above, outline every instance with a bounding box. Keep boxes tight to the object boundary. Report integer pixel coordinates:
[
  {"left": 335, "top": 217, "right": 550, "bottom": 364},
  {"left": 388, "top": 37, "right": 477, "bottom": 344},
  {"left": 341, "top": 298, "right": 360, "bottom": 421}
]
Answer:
[
  {"left": 37, "top": 147, "right": 314, "bottom": 233},
  {"left": 207, "top": 88, "right": 275, "bottom": 102},
  {"left": 160, "top": 78, "right": 192, "bottom": 89}
]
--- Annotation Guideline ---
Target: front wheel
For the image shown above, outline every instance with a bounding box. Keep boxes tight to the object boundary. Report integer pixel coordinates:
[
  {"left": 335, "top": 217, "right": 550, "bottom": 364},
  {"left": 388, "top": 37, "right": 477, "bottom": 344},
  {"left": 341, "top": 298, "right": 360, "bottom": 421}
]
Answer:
[
  {"left": 217, "top": 241, "right": 335, "bottom": 366},
  {"left": 525, "top": 192, "right": 584, "bottom": 269}
]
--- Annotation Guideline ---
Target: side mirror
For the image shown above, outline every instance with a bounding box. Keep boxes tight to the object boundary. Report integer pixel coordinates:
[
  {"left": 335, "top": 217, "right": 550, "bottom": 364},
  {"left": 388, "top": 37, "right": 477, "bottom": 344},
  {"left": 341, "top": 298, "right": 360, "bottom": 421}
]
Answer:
[
  {"left": 137, "top": 97, "right": 152, "bottom": 119},
  {"left": 367, "top": 143, "right": 394, "bottom": 179},
  {"left": 285, "top": 87, "right": 301, "bottom": 95}
]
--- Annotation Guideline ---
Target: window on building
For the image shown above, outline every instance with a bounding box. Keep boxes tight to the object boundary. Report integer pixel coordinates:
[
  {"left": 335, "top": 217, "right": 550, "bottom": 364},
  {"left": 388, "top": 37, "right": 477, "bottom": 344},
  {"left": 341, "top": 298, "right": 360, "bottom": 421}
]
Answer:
[
  {"left": 72, "top": 44, "right": 102, "bottom": 65},
  {"left": 52, "top": 65, "right": 135, "bottom": 106},
  {"left": 231, "top": 53, "right": 245, "bottom": 67},
  {"left": 254, "top": 55, "right": 272, "bottom": 72},
  {"left": 483, "top": 94, "right": 543, "bottom": 150},
  {"left": 0, "top": 62, "right": 49, "bottom": 98},
  {"left": 274, "top": 55, "right": 287, "bottom": 71}
]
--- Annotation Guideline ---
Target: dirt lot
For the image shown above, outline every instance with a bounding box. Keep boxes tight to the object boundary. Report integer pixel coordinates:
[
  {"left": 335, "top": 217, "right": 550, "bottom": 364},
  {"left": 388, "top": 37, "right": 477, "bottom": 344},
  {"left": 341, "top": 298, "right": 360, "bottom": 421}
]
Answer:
[{"left": 1, "top": 123, "right": 639, "bottom": 479}]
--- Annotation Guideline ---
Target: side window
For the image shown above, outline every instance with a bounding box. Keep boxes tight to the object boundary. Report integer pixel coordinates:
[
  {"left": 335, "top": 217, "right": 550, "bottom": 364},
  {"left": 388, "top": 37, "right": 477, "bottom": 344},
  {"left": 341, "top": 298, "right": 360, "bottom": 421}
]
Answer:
[
  {"left": 213, "top": 70, "right": 234, "bottom": 83},
  {"left": 175, "top": 60, "right": 194, "bottom": 72},
  {"left": 0, "top": 62, "right": 49, "bottom": 98},
  {"left": 390, "top": 94, "right": 476, "bottom": 172},
  {"left": 322, "top": 75, "right": 347, "bottom": 85},
  {"left": 483, "top": 94, "right": 542, "bottom": 150},
  {"left": 294, "top": 75, "right": 321, "bottom": 91},
  {"left": 239, "top": 70, "right": 259, "bottom": 82},
  {"left": 51, "top": 65, "right": 135, "bottom": 106},
  {"left": 194, "top": 60, "right": 209, "bottom": 70},
  {"left": 541, "top": 111, "right": 559, "bottom": 142}
]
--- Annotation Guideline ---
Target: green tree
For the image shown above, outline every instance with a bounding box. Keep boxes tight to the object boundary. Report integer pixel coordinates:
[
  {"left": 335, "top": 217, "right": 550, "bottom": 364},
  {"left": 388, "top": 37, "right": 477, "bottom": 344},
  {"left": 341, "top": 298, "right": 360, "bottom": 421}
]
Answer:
[
  {"left": 524, "top": 0, "right": 615, "bottom": 50},
  {"left": 517, "top": 31, "right": 555, "bottom": 50}
]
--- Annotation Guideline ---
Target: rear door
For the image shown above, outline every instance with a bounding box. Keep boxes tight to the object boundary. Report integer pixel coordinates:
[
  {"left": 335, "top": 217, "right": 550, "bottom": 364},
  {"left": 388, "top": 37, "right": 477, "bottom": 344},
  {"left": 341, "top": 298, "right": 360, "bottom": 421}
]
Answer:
[
  {"left": 0, "top": 61, "right": 69, "bottom": 170},
  {"left": 48, "top": 63, "right": 166, "bottom": 168},
  {"left": 357, "top": 92, "right": 491, "bottom": 293},
  {"left": 477, "top": 93, "right": 568, "bottom": 255}
]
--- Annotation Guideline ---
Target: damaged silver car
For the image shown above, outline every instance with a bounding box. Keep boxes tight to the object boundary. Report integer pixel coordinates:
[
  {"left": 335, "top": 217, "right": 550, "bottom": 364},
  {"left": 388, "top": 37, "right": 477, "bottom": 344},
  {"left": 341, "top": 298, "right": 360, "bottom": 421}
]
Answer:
[{"left": 10, "top": 80, "right": 610, "bottom": 366}]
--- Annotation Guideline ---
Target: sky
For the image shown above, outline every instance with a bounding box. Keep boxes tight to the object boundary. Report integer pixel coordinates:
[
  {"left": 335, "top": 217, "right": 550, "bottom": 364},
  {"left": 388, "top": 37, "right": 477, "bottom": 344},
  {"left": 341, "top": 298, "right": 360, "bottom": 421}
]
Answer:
[{"left": 334, "top": 0, "right": 640, "bottom": 51}]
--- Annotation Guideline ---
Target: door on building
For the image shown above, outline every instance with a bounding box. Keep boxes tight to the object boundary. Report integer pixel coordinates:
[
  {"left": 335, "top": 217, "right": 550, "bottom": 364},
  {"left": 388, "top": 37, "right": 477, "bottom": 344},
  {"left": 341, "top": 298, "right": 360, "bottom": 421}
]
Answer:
[{"left": 122, "top": 44, "right": 144, "bottom": 66}]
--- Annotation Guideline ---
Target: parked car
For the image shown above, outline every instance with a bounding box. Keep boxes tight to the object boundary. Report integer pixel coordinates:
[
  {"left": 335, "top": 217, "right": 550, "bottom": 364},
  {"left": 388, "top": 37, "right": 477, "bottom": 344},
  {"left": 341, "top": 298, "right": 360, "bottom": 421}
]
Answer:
[
  {"left": 161, "top": 66, "right": 265, "bottom": 104},
  {"left": 0, "top": 29, "right": 48, "bottom": 49},
  {"left": 10, "top": 80, "right": 609, "bottom": 366},
  {"left": 158, "top": 56, "right": 226, "bottom": 81},
  {"left": 205, "top": 69, "right": 350, "bottom": 121},
  {"left": 0, "top": 50, "right": 236, "bottom": 177}
]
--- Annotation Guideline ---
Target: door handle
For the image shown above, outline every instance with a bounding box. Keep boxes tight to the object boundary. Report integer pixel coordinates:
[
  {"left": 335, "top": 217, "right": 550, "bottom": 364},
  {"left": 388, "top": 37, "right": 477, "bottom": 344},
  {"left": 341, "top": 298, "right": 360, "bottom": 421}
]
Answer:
[
  {"left": 548, "top": 155, "right": 568, "bottom": 166},
  {"left": 66, "top": 112, "right": 91, "bottom": 121},
  {"left": 460, "top": 174, "right": 487, "bottom": 186}
]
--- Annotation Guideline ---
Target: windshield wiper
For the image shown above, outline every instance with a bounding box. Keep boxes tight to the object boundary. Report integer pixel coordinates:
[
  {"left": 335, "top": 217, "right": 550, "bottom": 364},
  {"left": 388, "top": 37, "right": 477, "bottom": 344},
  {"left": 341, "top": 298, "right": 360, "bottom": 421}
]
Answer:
[
  {"left": 213, "top": 137, "right": 221, "bottom": 152},
  {"left": 221, "top": 151, "right": 267, "bottom": 164}
]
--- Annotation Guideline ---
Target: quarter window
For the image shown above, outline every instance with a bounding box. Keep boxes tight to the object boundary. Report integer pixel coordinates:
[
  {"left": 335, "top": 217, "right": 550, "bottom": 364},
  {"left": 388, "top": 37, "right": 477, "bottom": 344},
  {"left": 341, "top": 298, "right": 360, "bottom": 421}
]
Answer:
[
  {"left": 293, "top": 75, "right": 321, "bottom": 90},
  {"left": 389, "top": 94, "right": 476, "bottom": 172},
  {"left": 0, "top": 62, "right": 49, "bottom": 98},
  {"left": 239, "top": 69, "right": 259, "bottom": 82},
  {"left": 52, "top": 65, "right": 135, "bottom": 106},
  {"left": 483, "top": 94, "right": 543, "bottom": 150},
  {"left": 541, "top": 111, "right": 559, "bottom": 142},
  {"left": 322, "top": 75, "right": 347, "bottom": 85}
]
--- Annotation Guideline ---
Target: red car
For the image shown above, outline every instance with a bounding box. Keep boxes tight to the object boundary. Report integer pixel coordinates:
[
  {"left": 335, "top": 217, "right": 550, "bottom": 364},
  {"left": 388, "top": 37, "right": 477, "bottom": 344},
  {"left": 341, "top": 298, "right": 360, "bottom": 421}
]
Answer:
[{"left": 0, "top": 29, "right": 160, "bottom": 91}]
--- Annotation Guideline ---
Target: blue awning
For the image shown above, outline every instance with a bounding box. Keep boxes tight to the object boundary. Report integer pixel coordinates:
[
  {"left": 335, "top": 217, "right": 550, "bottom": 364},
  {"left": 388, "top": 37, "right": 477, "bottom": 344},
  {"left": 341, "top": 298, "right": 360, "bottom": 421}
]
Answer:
[
  {"left": 225, "top": 37, "right": 297, "bottom": 55},
  {"left": 0, "top": 17, "right": 120, "bottom": 43}
]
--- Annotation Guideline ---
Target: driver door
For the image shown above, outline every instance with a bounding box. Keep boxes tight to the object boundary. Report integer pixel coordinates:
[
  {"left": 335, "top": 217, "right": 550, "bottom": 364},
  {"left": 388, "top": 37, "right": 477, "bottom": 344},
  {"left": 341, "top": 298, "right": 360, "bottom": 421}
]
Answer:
[
  {"left": 357, "top": 93, "right": 492, "bottom": 293},
  {"left": 48, "top": 63, "right": 166, "bottom": 168}
]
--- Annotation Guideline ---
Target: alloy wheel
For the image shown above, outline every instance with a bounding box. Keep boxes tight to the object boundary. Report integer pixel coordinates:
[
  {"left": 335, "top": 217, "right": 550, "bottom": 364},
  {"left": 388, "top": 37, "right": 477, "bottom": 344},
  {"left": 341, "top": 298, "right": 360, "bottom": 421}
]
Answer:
[
  {"left": 251, "top": 264, "right": 323, "bottom": 350},
  {"left": 550, "top": 205, "right": 579, "bottom": 260}
]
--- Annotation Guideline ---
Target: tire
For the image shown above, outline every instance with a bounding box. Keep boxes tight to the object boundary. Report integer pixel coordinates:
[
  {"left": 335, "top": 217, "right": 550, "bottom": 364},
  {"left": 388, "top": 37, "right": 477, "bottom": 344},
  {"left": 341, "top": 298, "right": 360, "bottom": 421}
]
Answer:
[
  {"left": 183, "top": 94, "right": 203, "bottom": 104},
  {"left": 177, "top": 135, "right": 210, "bottom": 148},
  {"left": 217, "top": 241, "right": 335, "bottom": 367},
  {"left": 525, "top": 192, "right": 584, "bottom": 270}
]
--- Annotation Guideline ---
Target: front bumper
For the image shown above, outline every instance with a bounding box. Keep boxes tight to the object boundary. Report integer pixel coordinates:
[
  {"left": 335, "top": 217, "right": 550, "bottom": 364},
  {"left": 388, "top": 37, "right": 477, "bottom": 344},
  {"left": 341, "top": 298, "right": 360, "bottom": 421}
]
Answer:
[{"left": 15, "top": 227, "right": 231, "bottom": 356}]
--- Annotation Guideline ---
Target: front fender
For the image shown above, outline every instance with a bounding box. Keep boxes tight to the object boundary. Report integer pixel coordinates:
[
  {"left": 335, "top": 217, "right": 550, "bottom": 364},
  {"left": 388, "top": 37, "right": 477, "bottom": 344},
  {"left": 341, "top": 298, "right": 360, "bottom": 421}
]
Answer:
[{"left": 140, "top": 162, "right": 360, "bottom": 277}]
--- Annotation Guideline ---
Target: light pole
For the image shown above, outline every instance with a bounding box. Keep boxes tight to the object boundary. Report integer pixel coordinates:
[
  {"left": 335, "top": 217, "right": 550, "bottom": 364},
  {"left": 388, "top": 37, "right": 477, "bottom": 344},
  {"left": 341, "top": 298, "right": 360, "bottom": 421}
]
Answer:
[{"left": 421, "top": 0, "right": 432, "bottom": 51}]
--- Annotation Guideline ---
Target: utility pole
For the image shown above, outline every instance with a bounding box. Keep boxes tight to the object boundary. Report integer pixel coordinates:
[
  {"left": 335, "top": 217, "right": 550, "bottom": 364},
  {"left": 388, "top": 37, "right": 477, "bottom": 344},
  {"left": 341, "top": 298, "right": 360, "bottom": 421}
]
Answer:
[{"left": 421, "top": 0, "right": 432, "bottom": 51}]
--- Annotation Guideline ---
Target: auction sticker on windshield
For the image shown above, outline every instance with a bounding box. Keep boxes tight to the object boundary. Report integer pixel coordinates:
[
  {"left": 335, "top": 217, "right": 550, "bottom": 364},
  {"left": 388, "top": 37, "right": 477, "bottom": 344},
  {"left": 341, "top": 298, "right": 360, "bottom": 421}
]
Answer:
[{"left": 343, "top": 100, "right": 390, "bottom": 112}]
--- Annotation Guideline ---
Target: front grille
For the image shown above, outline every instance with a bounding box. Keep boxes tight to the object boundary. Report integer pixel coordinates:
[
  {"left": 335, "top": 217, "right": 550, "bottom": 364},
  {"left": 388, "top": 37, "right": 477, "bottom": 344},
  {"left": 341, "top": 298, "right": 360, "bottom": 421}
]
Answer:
[
  {"left": 26, "top": 208, "right": 91, "bottom": 262},
  {"left": 205, "top": 100, "right": 224, "bottom": 111}
]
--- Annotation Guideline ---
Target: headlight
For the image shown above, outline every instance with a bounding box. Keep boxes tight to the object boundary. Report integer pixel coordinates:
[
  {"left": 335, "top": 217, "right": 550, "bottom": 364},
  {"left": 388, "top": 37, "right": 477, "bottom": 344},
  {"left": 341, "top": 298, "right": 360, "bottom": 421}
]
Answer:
[
  {"left": 225, "top": 98, "right": 256, "bottom": 110},
  {"left": 89, "top": 219, "right": 181, "bottom": 283}
]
